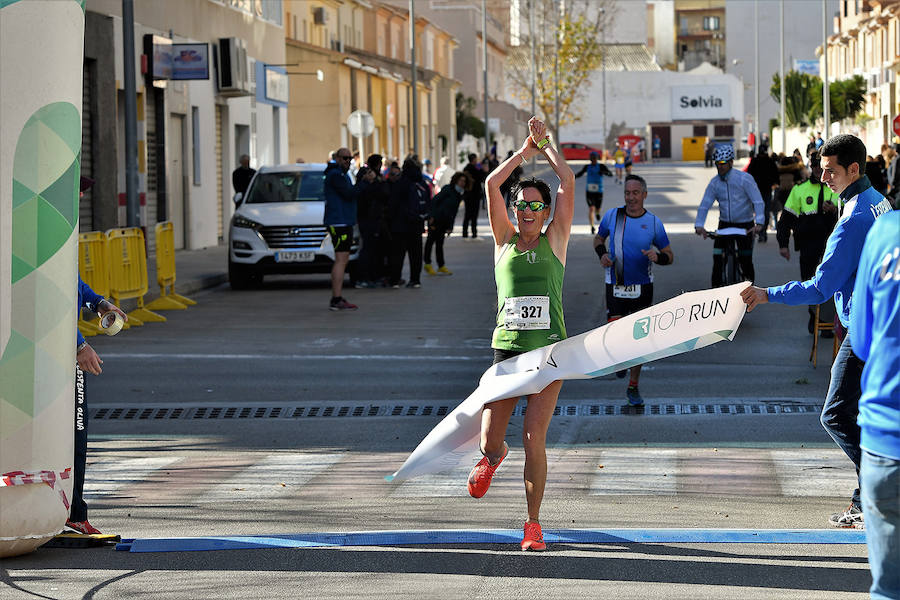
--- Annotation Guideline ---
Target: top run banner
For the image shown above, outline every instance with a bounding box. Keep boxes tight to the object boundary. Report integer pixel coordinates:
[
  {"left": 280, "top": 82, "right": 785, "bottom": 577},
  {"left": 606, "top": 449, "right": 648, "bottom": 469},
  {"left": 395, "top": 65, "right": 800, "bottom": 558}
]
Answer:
[{"left": 387, "top": 282, "right": 751, "bottom": 482}]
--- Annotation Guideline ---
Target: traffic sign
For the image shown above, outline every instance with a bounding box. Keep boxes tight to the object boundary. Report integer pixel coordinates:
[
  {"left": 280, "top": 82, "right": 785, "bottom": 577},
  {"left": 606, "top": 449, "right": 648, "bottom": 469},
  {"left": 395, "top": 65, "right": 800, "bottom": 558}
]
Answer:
[
  {"left": 893, "top": 115, "right": 900, "bottom": 137},
  {"left": 347, "top": 110, "right": 375, "bottom": 137}
]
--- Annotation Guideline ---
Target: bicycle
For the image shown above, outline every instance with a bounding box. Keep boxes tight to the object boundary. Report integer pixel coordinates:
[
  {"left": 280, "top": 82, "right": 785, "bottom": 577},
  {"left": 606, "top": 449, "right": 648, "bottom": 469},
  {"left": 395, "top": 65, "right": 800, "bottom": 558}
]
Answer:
[{"left": 707, "top": 227, "right": 752, "bottom": 286}]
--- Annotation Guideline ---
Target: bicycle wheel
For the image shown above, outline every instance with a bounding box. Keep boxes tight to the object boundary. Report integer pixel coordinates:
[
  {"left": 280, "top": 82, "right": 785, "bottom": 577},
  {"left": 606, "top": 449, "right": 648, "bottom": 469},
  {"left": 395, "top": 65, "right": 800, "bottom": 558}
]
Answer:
[{"left": 725, "top": 250, "right": 739, "bottom": 285}]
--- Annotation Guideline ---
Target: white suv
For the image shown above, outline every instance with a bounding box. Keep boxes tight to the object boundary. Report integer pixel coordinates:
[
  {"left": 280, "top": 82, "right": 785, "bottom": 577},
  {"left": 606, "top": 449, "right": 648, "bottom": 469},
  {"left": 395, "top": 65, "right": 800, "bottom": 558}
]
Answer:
[{"left": 228, "top": 163, "right": 359, "bottom": 289}]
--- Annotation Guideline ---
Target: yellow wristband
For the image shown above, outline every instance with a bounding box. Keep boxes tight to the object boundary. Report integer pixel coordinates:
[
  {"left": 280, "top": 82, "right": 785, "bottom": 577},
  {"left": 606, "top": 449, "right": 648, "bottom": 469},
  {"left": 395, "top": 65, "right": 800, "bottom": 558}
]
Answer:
[{"left": 536, "top": 137, "right": 550, "bottom": 150}]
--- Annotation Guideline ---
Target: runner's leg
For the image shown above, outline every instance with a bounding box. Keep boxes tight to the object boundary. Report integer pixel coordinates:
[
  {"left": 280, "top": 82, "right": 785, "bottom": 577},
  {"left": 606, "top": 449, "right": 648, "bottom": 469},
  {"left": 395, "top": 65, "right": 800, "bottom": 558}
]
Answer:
[
  {"left": 480, "top": 397, "right": 518, "bottom": 460},
  {"left": 522, "top": 380, "right": 562, "bottom": 522}
]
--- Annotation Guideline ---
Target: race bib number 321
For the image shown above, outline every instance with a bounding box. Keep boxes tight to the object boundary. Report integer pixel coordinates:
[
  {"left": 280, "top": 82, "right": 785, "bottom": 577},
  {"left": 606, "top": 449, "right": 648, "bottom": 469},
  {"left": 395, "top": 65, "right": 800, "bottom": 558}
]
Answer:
[{"left": 503, "top": 296, "right": 551, "bottom": 330}]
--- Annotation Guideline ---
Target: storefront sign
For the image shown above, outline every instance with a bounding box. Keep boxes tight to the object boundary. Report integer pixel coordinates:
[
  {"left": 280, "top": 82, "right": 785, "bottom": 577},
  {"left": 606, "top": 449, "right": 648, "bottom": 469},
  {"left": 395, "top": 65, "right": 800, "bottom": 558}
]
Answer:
[
  {"left": 265, "top": 67, "right": 288, "bottom": 103},
  {"left": 172, "top": 44, "right": 209, "bottom": 80},
  {"left": 671, "top": 85, "right": 730, "bottom": 120}
]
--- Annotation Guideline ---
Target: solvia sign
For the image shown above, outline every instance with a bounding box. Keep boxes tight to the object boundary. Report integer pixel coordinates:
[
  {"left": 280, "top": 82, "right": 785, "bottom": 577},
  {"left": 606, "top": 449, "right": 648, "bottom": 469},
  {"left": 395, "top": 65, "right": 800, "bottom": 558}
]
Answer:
[{"left": 671, "top": 85, "right": 731, "bottom": 120}]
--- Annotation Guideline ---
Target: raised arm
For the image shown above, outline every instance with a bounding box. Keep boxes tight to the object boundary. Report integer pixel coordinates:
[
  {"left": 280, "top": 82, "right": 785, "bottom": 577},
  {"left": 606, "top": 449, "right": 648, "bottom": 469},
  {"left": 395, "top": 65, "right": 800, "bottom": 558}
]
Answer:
[
  {"left": 486, "top": 134, "right": 540, "bottom": 246},
  {"left": 540, "top": 130, "right": 575, "bottom": 260}
]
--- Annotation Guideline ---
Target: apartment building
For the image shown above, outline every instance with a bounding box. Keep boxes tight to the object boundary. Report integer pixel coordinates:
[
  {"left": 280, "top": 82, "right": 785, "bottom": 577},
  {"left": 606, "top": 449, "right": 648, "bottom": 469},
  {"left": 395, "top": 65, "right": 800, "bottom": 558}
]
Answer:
[
  {"left": 821, "top": 0, "right": 900, "bottom": 150},
  {"left": 81, "top": 0, "right": 288, "bottom": 250},
  {"left": 283, "top": 0, "right": 459, "bottom": 164}
]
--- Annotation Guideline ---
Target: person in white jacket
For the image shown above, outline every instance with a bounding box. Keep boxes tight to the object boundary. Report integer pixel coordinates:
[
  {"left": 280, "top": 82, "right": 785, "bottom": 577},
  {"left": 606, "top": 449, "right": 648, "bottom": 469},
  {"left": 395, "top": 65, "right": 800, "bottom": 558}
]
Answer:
[{"left": 432, "top": 156, "right": 455, "bottom": 190}]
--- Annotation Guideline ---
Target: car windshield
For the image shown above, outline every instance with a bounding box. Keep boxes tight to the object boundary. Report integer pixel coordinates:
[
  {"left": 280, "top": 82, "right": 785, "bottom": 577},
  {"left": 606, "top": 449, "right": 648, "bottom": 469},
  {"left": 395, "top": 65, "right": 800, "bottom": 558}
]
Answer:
[{"left": 244, "top": 171, "right": 325, "bottom": 203}]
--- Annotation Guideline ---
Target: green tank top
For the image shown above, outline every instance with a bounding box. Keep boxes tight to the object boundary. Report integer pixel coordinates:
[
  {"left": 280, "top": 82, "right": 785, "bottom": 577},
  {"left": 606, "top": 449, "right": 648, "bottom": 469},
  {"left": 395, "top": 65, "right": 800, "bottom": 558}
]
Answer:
[{"left": 492, "top": 233, "right": 566, "bottom": 351}]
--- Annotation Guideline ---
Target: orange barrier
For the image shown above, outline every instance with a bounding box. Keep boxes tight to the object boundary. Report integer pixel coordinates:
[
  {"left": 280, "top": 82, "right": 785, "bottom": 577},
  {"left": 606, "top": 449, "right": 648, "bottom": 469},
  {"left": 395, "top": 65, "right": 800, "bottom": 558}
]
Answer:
[
  {"left": 106, "top": 227, "right": 165, "bottom": 325},
  {"left": 77, "top": 232, "right": 110, "bottom": 337},
  {"left": 146, "top": 221, "right": 195, "bottom": 310}
]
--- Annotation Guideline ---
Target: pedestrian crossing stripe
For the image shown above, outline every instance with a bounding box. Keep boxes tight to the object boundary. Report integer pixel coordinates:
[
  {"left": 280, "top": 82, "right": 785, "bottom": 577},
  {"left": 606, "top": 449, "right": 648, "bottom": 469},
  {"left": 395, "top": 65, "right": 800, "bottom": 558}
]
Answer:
[{"left": 83, "top": 448, "right": 858, "bottom": 502}]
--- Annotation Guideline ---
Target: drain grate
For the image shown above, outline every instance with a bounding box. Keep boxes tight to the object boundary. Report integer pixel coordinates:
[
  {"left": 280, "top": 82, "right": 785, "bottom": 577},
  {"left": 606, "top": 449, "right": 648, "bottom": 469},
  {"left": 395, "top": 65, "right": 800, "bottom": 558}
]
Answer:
[{"left": 89, "top": 402, "right": 821, "bottom": 421}]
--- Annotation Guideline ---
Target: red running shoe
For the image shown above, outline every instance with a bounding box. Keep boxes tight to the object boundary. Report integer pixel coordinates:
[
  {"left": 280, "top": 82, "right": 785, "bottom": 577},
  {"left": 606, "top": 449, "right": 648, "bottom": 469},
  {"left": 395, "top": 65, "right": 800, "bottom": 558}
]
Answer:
[
  {"left": 521, "top": 521, "right": 546, "bottom": 552},
  {"left": 65, "top": 519, "right": 102, "bottom": 535},
  {"left": 466, "top": 442, "right": 508, "bottom": 498}
]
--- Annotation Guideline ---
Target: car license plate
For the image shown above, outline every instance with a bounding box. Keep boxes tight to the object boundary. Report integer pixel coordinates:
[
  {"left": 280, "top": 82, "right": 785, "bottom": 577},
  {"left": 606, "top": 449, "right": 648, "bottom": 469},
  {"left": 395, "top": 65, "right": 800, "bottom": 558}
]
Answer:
[{"left": 275, "top": 251, "right": 315, "bottom": 263}]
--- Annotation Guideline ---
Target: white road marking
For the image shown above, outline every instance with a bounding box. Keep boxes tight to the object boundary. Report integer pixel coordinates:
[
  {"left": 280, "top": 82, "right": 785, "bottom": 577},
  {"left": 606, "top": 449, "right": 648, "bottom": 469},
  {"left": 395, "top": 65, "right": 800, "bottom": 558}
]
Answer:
[
  {"left": 84, "top": 456, "right": 183, "bottom": 498},
  {"left": 770, "top": 449, "right": 859, "bottom": 497},
  {"left": 590, "top": 449, "right": 678, "bottom": 495},
  {"left": 197, "top": 453, "right": 344, "bottom": 503}
]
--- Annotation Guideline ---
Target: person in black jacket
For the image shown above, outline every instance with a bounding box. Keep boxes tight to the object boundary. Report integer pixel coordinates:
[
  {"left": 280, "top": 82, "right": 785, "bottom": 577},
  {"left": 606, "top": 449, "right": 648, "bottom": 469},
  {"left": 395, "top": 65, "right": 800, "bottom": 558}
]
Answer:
[
  {"left": 232, "top": 154, "right": 256, "bottom": 195},
  {"left": 462, "top": 154, "right": 485, "bottom": 238},
  {"left": 747, "top": 146, "right": 779, "bottom": 242},
  {"left": 354, "top": 156, "right": 384, "bottom": 288},
  {"left": 388, "top": 157, "right": 431, "bottom": 288},
  {"left": 424, "top": 172, "right": 468, "bottom": 276}
]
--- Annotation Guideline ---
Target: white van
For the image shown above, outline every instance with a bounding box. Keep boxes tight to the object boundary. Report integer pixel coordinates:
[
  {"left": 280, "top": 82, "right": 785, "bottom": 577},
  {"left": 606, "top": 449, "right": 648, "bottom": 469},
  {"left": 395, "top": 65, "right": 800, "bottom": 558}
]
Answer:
[{"left": 228, "top": 163, "right": 359, "bottom": 289}]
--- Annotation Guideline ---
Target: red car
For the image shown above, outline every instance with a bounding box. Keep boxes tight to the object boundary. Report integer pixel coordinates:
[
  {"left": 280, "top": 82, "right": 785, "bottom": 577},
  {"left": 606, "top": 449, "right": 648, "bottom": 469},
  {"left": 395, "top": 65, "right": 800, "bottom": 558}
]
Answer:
[{"left": 560, "top": 142, "right": 604, "bottom": 161}]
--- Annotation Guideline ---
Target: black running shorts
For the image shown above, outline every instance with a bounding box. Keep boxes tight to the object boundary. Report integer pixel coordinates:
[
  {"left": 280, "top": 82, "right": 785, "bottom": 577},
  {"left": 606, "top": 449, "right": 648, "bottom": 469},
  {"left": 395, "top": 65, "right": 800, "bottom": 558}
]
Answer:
[
  {"left": 605, "top": 282, "right": 654, "bottom": 321},
  {"left": 328, "top": 226, "right": 353, "bottom": 253}
]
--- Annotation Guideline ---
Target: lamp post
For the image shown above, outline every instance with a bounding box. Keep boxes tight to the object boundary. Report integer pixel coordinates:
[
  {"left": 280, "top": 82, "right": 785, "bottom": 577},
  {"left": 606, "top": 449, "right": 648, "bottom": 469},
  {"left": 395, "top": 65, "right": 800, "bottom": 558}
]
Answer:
[
  {"left": 600, "top": 6, "right": 607, "bottom": 152},
  {"left": 410, "top": 0, "right": 418, "bottom": 156}
]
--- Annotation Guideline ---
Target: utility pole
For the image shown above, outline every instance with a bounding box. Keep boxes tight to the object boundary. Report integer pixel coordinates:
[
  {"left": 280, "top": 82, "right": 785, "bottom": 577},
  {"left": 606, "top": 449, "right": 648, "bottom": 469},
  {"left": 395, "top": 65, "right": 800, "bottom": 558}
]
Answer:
[
  {"left": 530, "top": 0, "right": 537, "bottom": 172},
  {"left": 122, "top": 0, "right": 139, "bottom": 226},
  {"left": 754, "top": 0, "right": 760, "bottom": 153},
  {"left": 554, "top": 0, "right": 562, "bottom": 142},
  {"left": 780, "top": 0, "right": 786, "bottom": 152},
  {"left": 482, "top": 0, "right": 490, "bottom": 155},
  {"left": 601, "top": 6, "right": 607, "bottom": 151},
  {"left": 823, "top": 0, "right": 830, "bottom": 138},
  {"left": 410, "top": 0, "right": 418, "bottom": 156}
]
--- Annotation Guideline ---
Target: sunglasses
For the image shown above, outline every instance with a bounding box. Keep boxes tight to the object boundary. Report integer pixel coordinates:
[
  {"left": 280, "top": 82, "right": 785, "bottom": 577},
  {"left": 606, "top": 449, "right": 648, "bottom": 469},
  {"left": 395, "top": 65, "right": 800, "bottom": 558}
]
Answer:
[
  {"left": 514, "top": 200, "right": 548, "bottom": 212},
  {"left": 715, "top": 160, "right": 730, "bottom": 165}
]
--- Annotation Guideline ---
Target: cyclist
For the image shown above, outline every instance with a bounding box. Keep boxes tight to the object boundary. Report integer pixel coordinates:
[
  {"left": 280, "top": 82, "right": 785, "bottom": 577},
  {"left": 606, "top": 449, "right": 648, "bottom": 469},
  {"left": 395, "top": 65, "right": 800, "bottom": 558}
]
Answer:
[
  {"left": 574, "top": 151, "right": 612, "bottom": 234},
  {"left": 695, "top": 145, "right": 765, "bottom": 287}
]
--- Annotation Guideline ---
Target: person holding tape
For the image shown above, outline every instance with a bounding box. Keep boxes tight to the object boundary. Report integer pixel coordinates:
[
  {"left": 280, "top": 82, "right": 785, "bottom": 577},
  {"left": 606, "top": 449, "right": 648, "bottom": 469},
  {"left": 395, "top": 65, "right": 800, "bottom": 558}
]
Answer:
[
  {"left": 594, "top": 174, "right": 673, "bottom": 407},
  {"left": 467, "top": 116, "right": 574, "bottom": 552},
  {"left": 70, "top": 273, "right": 127, "bottom": 535}
]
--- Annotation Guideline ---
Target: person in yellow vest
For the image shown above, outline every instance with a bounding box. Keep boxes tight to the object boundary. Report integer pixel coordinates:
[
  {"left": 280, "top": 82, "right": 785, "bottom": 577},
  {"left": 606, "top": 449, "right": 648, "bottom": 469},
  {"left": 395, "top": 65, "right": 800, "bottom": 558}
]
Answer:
[
  {"left": 613, "top": 142, "right": 626, "bottom": 184},
  {"left": 467, "top": 116, "right": 574, "bottom": 552},
  {"left": 776, "top": 151, "right": 840, "bottom": 333}
]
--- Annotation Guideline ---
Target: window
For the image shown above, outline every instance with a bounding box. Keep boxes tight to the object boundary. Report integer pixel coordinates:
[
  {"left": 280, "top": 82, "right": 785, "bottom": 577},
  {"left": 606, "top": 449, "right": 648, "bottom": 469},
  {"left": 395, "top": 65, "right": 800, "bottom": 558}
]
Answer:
[
  {"left": 703, "top": 16, "right": 720, "bottom": 31},
  {"left": 244, "top": 171, "right": 325, "bottom": 204},
  {"left": 679, "top": 16, "right": 688, "bottom": 35},
  {"left": 693, "top": 125, "right": 707, "bottom": 136},
  {"left": 191, "top": 106, "right": 201, "bottom": 186},
  {"left": 714, "top": 124, "right": 734, "bottom": 137}
]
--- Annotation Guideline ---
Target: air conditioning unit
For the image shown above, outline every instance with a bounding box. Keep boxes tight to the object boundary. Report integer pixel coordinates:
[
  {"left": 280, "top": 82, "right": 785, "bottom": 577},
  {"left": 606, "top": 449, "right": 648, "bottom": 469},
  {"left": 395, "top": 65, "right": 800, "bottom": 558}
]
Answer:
[
  {"left": 313, "top": 7, "right": 328, "bottom": 25},
  {"left": 216, "top": 37, "right": 251, "bottom": 97}
]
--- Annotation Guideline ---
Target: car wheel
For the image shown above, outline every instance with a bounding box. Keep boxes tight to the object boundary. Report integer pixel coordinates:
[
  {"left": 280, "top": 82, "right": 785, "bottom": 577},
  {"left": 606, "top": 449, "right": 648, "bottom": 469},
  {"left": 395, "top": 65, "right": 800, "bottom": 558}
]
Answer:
[{"left": 229, "top": 259, "right": 259, "bottom": 290}]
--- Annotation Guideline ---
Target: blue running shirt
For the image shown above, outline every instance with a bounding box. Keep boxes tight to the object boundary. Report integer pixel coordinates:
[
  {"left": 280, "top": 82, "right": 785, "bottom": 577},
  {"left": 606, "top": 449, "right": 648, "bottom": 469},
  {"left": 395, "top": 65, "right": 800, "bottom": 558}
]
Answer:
[{"left": 597, "top": 208, "right": 671, "bottom": 285}]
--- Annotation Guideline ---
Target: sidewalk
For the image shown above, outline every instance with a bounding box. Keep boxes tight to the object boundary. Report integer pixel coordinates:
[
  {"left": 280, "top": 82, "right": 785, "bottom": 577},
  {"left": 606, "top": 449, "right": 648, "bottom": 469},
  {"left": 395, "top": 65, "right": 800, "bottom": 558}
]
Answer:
[{"left": 143, "top": 244, "right": 228, "bottom": 305}]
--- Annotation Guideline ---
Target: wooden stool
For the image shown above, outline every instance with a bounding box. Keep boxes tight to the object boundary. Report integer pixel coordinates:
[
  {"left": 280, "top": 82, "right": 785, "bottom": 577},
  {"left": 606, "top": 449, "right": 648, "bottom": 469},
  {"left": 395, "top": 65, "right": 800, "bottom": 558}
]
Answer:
[{"left": 810, "top": 304, "right": 840, "bottom": 368}]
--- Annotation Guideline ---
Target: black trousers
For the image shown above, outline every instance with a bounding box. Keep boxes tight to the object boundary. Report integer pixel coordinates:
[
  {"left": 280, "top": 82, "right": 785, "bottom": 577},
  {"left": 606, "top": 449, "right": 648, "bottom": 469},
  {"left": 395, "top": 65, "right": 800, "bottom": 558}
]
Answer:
[
  {"left": 800, "top": 246, "right": 835, "bottom": 322},
  {"left": 391, "top": 231, "right": 423, "bottom": 285},
  {"left": 357, "top": 228, "right": 381, "bottom": 283},
  {"left": 462, "top": 197, "right": 480, "bottom": 237},
  {"left": 71, "top": 365, "right": 88, "bottom": 522},
  {"left": 424, "top": 225, "right": 449, "bottom": 267},
  {"left": 712, "top": 220, "right": 755, "bottom": 287}
]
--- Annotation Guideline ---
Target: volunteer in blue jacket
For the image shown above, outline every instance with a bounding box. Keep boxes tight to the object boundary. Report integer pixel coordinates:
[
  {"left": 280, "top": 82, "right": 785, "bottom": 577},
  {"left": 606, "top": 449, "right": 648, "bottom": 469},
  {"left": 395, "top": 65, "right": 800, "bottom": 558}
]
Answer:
[
  {"left": 324, "top": 147, "right": 362, "bottom": 311},
  {"left": 850, "top": 212, "right": 900, "bottom": 600},
  {"left": 70, "top": 275, "right": 127, "bottom": 534},
  {"left": 594, "top": 174, "right": 673, "bottom": 406},
  {"left": 741, "top": 133, "right": 894, "bottom": 529},
  {"left": 575, "top": 151, "right": 613, "bottom": 234}
]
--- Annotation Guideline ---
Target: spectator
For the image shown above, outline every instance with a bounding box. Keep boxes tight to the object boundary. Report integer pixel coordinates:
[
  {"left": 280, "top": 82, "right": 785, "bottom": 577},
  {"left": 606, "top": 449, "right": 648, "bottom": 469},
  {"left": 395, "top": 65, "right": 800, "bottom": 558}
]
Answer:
[
  {"left": 747, "top": 145, "right": 779, "bottom": 242},
  {"left": 387, "top": 157, "right": 430, "bottom": 288},
  {"left": 424, "top": 171, "right": 468, "bottom": 276},
  {"left": 867, "top": 155, "right": 887, "bottom": 197},
  {"left": 462, "top": 153, "right": 485, "bottom": 238},
  {"left": 432, "top": 157, "right": 454, "bottom": 190},
  {"left": 355, "top": 155, "right": 388, "bottom": 288},
  {"left": 231, "top": 154, "right": 256, "bottom": 196},
  {"left": 324, "top": 147, "right": 362, "bottom": 311}
]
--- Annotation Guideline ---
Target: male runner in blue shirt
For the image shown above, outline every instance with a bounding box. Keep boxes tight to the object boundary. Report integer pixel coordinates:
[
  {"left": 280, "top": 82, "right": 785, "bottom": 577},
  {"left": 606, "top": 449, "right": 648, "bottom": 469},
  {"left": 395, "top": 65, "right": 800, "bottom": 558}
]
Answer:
[
  {"left": 574, "top": 151, "right": 612, "bottom": 234},
  {"left": 594, "top": 174, "right": 674, "bottom": 406}
]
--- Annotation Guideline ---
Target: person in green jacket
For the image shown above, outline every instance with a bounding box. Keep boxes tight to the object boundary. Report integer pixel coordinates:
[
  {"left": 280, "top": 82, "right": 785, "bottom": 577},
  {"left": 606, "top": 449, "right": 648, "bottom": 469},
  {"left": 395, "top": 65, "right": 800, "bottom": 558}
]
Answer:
[
  {"left": 776, "top": 151, "right": 840, "bottom": 333},
  {"left": 466, "top": 116, "right": 575, "bottom": 552},
  {"left": 424, "top": 172, "right": 468, "bottom": 275}
]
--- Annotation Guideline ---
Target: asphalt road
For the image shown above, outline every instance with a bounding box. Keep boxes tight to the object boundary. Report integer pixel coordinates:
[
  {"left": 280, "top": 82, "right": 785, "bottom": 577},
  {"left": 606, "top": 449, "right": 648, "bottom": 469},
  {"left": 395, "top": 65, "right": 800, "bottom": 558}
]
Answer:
[{"left": 1, "top": 161, "right": 870, "bottom": 600}]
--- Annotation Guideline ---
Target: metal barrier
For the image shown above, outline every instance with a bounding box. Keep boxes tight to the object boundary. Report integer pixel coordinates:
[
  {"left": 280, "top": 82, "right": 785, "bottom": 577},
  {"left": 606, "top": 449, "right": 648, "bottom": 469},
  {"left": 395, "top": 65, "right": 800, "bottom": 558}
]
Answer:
[
  {"left": 146, "top": 221, "right": 195, "bottom": 310},
  {"left": 77, "top": 231, "right": 109, "bottom": 337},
  {"left": 106, "top": 227, "right": 165, "bottom": 325}
]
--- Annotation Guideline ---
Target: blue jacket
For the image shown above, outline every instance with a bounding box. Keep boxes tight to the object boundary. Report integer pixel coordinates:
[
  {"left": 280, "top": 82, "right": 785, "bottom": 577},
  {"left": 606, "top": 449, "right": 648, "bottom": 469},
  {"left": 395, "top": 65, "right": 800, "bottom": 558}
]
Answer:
[
  {"left": 323, "top": 162, "right": 358, "bottom": 226},
  {"left": 696, "top": 168, "right": 765, "bottom": 226},
  {"left": 77, "top": 275, "right": 104, "bottom": 346},
  {"left": 850, "top": 212, "right": 900, "bottom": 460},
  {"left": 767, "top": 175, "right": 894, "bottom": 326}
]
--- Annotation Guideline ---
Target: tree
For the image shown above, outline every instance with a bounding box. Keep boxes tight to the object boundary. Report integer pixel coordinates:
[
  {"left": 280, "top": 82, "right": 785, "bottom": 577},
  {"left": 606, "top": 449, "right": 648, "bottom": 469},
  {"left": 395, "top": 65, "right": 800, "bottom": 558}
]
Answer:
[
  {"left": 771, "top": 71, "right": 867, "bottom": 127},
  {"left": 455, "top": 92, "right": 484, "bottom": 140},
  {"left": 505, "top": 0, "right": 616, "bottom": 141},
  {"left": 769, "top": 70, "right": 819, "bottom": 128}
]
